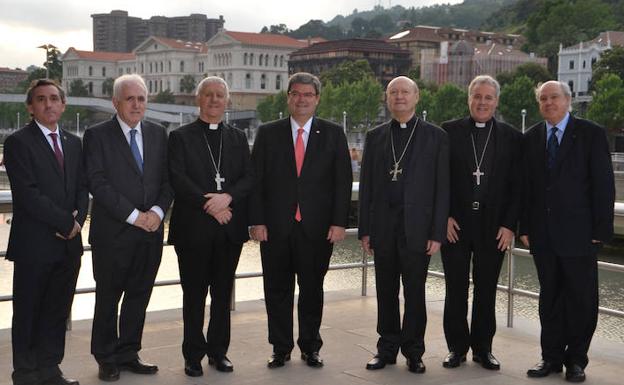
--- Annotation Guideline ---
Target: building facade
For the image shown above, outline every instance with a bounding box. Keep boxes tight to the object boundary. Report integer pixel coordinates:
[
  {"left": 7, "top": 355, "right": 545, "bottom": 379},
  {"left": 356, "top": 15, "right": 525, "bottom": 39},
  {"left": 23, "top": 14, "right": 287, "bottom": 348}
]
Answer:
[
  {"left": 557, "top": 31, "right": 624, "bottom": 102},
  {"left": 91, "top": 10, "right": 225, "bottom": 52},
  {"left": 288, "top": 38, "right": 411, "bottom": 87},
  {"left": 0, "top": 67, "right": 28, "bottom": 92}
]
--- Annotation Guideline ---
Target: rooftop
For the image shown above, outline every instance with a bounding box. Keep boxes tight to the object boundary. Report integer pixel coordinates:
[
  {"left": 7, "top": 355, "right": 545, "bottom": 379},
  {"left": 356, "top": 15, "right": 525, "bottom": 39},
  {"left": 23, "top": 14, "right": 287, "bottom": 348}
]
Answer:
[
  {"left": 290, "top": 38, "right": 410, "bottom": 56},
  {"left": 62, "top": 47, "right": 136, "bottom": 62},
  {"left": 225, "top": 31, "right": 308, "bottom": 49}
]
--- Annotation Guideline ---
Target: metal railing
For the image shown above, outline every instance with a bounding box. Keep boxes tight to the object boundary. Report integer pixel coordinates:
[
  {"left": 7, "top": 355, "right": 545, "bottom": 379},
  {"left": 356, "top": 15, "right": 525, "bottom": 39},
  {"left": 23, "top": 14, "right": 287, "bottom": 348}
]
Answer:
[{"left": 1, "top": 202, "right": 623, "bottom": 328}]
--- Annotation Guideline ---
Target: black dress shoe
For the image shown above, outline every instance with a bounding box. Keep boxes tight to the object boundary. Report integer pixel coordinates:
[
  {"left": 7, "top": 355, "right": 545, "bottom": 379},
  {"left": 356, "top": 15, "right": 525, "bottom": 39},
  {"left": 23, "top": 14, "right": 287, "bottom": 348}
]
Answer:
[
  {"left": 366, "top": 355, "right": 396, "bottom": 370},
  {"left": 406, "top": 357, "right": 426, "bottom": 373},
  {"left": 527, "top": 360, "right": 563, "bottom": 377},
  {"left": 98, "top": 363, "right": 120, "bottom": 382},
  {"left": 267, "top": 353, "right": 291, "bottom": 368},
  {"left": 443, "top": 351, "right": 466, "bottom": 368},
  {"left": 184, "top": 360, "right": 203, "bottom": 377},
  {"left": 118, "top": 358, "right": 158, "bottom": 374},
  {"left": 472, "top": 352, "right": 500, "bottom": 370},
  {"left": 41, "top": 375, "right": 80, "bottom": 385},
  {"left": 208, "top": 356, "right": 234, "bottom": 372},
  {"left": 565, "top": 364, "right": 586, "bottom": 383},
  {"left": 301, "top": 351, "right": 323, "bottom": 368}
]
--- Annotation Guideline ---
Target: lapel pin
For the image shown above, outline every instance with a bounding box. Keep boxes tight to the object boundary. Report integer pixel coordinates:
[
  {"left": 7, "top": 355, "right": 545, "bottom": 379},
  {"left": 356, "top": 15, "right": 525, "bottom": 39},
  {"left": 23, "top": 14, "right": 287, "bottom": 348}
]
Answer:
[{"left": 315, "top": 130, "right": 320, "bottom": 134}]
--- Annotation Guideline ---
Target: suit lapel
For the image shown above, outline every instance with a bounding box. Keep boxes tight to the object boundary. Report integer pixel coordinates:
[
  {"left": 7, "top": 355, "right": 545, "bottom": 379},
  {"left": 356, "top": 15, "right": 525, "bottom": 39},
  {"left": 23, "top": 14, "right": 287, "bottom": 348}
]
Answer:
[
  {"left": 111, "top": 117, "right": 143, "bottom": 177},
  {"left": 301, "top": 117, "right": 321, "bottom": 177},
  {"left": 192, "top": 122, "right": 216, "bottom": 185},
  {"left": 458, "top": 118, "right": 475, "bottom": 181},
  {"left": 59, "top": 129, "right": 73, "bottom": 190},
  {"left": 407, "top": 119, "right": 428, "bottom": 169},
  {"left": 282, "top": 118, "right": 297, "bottom": 177},
  {"left": 142, "top": 121, "right": 156, "bottom": 179},
  {"left": 27, "top": 121, "right": 64, "bottom": 179}
]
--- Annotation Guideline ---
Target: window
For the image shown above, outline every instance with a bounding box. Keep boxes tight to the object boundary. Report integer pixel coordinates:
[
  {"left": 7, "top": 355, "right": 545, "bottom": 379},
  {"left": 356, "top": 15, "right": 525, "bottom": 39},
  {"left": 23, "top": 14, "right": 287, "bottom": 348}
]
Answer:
[
  {"left": 140, "top": 63, "right": 144, "bottom": 73},
  {"left": 168, "top": 61, "right": 172, "bottom": 72},
  {"left": 244, "top": 53, "right": 248, "bottom": 65},
  {"left": 245, "top": 73, "right": 252, "bottom": 89},
  {"left": 276, "top": 75, "right": 281, "bottom": 90},
  {"left": 265, "top": 55, "right": 269, "bottom": 66},
  {"left": 280, "top": 55, "right": 284, "bottom": 67},
  {"left": 591, "top": 57, "right": 597, "bottom": 66},
  {"left": 118, "top": 68, "right": 123, "bottom": 76},
  {"left": 102, "top": 83, "right": 106, "bottom": 95},
  {"left": 149, "top": 80, "right": 153, "bottom": 93},
  {"left": 250, "top": 53, "right": 254, "bottom": 65},
  {"left": 160, "top": 62, "right": 163, "bottom": 72},
  {"left": 227, "top": 73, "right": 233, "bottom": 86},
  {"left": 150, "top": 62, "right": 153, "bottom": 73},
  {"left": 261, "top": 74, "right": 266, "bottom": 89},
  {"left": 258, "top": 54, "right": 263, "bottom": 66},
  {"left": 102, "top": 67, "right": 106, "bottom": 77},
  {"left": 88, "top": 82, "right": 93, "bottom": 95},
  {"left": 569, "top": 60, "right": 574, "bottom": 70},
  {"left": 274, "top": 55, "right": 278, "bottom": 67},
  {"left": 568, "top": 80, "right": 574, "bottom": 93},
  {"left": 88, "top": 66, "right": 93, "bottom": 76},
  {"left": 180, "top": 61, "right": 185, "bottom": 72},
  {"left": 582, "top": 60, "right": 586, "bottom": 69}
]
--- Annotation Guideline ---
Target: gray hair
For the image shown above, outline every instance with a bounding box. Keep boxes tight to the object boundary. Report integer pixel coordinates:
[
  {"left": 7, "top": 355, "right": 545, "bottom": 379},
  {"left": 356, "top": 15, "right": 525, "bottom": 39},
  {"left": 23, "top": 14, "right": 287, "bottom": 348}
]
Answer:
[
  {"left": 535, "top": 80, "right": 572, "bottom": 102},
  {"left": 386, "top": 76, "right": 419, "bottom": 94},
  {"left": 113, "top": 74, "right": 147, "bottom": 100},
  {"left": 469, "top": 75, "right": 500, "bottom": 98},
  {"left": 196, "top": 76, "right": 230, "bottom": 99},
  {"left": 287, "top": 72, "right": 321, "bottom": 95}
]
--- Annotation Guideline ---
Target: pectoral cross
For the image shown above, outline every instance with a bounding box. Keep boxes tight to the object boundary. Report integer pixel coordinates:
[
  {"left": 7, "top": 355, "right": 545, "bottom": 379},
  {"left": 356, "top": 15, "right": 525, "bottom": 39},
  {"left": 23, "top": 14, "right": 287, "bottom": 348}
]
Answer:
[
  {"left": 215, "top": 172, "right": 225, "bottom": 191},
  {"left": 473, "top": 168, "right": 484, "bottom": 186},
  {"left": 389, "top": 163, "right": 402, "bottom": 181}
]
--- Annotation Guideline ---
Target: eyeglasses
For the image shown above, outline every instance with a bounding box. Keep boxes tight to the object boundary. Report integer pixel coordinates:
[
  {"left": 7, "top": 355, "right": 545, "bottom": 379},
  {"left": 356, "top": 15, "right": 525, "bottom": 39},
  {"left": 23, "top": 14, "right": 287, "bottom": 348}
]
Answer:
[{"left": 288, "top": 91, "right": 317, "bottom": 99}]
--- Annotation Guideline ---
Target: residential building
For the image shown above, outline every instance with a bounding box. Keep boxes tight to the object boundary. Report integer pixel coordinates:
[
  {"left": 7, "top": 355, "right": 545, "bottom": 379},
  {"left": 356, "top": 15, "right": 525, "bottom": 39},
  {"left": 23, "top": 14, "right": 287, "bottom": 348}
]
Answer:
[
  {"left": 91, "top": 10, "right": 225, "bottom": 52},
  {"left": 288, "top": 38, "right": 411, "bottom": 86},
  {"left": 0, "top": 67, "right": 28, "bottom": 91},
  {"left": 558, "top": 31, "right": 624, "bottom": 102}
]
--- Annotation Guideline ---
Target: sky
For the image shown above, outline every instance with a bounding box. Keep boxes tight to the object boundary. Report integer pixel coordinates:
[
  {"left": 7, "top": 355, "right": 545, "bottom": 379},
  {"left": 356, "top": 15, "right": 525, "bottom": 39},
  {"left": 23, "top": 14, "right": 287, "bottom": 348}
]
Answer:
[{"left": 0, "top": 0, "right": 461, "bottom": 69}]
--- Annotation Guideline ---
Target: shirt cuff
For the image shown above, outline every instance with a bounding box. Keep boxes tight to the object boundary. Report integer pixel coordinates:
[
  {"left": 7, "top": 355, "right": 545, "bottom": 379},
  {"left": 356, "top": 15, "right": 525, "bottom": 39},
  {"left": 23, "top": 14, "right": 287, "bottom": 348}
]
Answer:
[
  {"left": 126, "top": 209, "right": 139, "bottom": 225},
  {"left": 150, "top": 206, "right": 165, "bottom": 220}
]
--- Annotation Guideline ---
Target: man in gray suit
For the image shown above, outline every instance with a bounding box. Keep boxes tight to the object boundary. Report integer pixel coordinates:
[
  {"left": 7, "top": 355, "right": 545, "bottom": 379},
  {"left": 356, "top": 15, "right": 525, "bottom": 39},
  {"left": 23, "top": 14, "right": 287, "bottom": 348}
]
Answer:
[
  {"left": 83, "top": 74, "right": 173, "bottom": 382},
  {"left": 359, "top": 76, "right": 449, "bottom": 374}
]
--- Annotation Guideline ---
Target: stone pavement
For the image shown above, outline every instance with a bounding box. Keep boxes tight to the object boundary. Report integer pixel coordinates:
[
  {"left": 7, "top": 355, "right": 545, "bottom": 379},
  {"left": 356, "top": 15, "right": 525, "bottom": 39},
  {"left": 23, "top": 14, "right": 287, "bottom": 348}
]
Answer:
[{"left": 1, "top": 289, "right": 622, "bottom": 385}]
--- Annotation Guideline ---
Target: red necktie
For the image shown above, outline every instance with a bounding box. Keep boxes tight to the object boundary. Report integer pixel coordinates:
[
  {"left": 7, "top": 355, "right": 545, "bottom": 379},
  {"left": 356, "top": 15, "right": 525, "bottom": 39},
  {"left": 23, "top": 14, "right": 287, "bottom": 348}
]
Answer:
[
  {"left": 49, "top": 132, "right": 64, "bottom": 173},
  {"left": 295, "top": 128, "right": 305, "bottom": 221}
]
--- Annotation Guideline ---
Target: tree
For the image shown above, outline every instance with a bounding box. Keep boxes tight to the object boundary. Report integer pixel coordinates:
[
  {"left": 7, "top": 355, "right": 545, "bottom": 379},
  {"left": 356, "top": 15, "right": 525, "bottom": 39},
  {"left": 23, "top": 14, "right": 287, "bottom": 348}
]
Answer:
[
  {"left": 591, "top": 46, "right": 624, "bottom": 89},
  {"left": 317, "top": 78, "right": 383, "bottom": 130},
  {"left": 261, "top": 24, "right": 290, "bottom": 34},
  {"left": 102, "top": 77, "right": 114, "bottom": 97},
  {"left": 153, "top": 90, "right": 175, "bottom": 104},
  {"left": 68, "top": 79, "right": 89, "bottom": 97},
  {"left": 319, "top": 59, "right": 375, "bottom": 86},
  {"left": 428, "top": 83, "right": 468, "bottom": 125},
  {"left": 586, "top": 74, "right": 624, "bottom": 132},
  {"left": 497, "top": 62, "right": 552, "bottom": 88},
  {"left": 16, "top": 67, "right": 48, "bottom": 92},
  {"left": 415, "top": 88, "right": 434, "bottom": 121},
  {"left": 180, "top": 75, "right": 196, "bottom": 94},
  {"left": 256, "top": 91, "right": 288, "bottom": 122},
  {"left": 499, "top": 75, "right": 540, "bottom": 130}
]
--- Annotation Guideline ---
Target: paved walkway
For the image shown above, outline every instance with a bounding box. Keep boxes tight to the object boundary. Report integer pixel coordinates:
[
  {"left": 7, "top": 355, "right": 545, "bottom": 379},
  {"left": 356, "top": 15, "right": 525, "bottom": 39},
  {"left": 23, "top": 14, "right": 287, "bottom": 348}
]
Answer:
[{"left": 1, "top": 289, "right": 622, "bottom": 385}]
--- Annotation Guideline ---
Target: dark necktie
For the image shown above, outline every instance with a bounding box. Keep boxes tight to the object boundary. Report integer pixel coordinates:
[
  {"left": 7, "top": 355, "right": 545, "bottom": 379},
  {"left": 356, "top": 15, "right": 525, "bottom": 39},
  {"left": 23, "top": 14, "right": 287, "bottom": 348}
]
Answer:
[
  {"left": 49, "top": 132, "right": 64, "bottom": 173},
  {"left": 129, "top": 129, "right": 143, "bottom": 174},
  {"left": 547, "top": 126, "right": 559, "bottom": 169}
]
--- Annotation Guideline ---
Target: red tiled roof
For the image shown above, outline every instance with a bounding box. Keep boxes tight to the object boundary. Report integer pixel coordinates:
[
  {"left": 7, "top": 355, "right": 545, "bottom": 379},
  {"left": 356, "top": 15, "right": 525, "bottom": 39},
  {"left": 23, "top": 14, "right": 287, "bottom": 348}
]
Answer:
[
  {"left": 290, "top": 38, "right": 409, "bottom": 56},
  {"left": 150, "top": 36, "right": 208, "bottom": 53},
  {"left": 225, "top": 31, "right": 307, "bottom": 48},
  {"left": 0, "top": 67, "right": 27, "bottom": 74},
  {"left": 62, "top": 47, "right": 135, "bottom": 61}
]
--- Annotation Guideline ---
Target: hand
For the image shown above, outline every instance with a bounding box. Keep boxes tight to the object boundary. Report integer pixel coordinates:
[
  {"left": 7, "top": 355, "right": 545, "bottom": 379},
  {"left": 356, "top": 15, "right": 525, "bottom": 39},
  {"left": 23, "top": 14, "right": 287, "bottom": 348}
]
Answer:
[
  {"left": 133, "top": 211, "right": 151, "bottom": 232},
  {"left": 447, "top": 217, "right": 460, "bottom": 243},
  {"left": 327, "top": 226, "right": 346, "bottom": 244},
  {"left": 204, "top": 193, "right": 232, "bottom": 214},
  {"left": 145, "top": 210, "right": 162, "bottom": 232},
  {"left": 361, "top": 235, "right": 373, "bottom": 255},
  {"left": 520, "top": 235, "right": 530, "bottom": 248},
  {"left": 212, "top": 208, "right": 232, "bottom": 225},
  {"left": 250, "top": 225, "right": 268, "bottom": 242},
  {"left": 56, "top": 211, "right": 81, "bottom": 239},
  {"left": 496, "top": 226, "right": 514, "bottom": 251},
  {"left": 426, "top": 240, "right": 441, "bottom": 256}
]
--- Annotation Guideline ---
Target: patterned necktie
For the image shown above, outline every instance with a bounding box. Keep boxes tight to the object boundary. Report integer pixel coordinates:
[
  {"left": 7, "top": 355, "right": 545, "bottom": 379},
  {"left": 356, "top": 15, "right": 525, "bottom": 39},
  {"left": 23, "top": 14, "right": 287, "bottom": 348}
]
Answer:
[
  {"left": 49, "top": 132, "right": 64, "bottom": 173},
  {"left": 129, "top": 129, "right": 143, "bottom": 174},
  {"left": 294, "top": 128, "right": 305, "bottom": 221},
  {"left": 547, "top": 126, "right": 559, "bottom": 169}
]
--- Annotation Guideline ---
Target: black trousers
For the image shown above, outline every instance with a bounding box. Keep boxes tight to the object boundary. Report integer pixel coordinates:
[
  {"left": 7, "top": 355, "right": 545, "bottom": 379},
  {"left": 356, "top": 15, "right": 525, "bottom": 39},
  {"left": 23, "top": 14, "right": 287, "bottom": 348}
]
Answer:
[
  {"left": 12, "top": 255, "right": 80, "bottom": 385},
  {"left": 440, "top": 211, "right": 504, "bottom": 355},
  {"left": 533, "top": 249, "right": 599, "bottom": 368},
  {"left": 90, "top": 240, "right": 162, "bottom": 364},
  {"left": 175, "top": 231, "right": 242, "bottom": 362},
  {"left": 260, "top": 222, "right": 332, "bottom": 354},
  {"left": 373, "top": 209, "right": 431, "bottom": 360}
]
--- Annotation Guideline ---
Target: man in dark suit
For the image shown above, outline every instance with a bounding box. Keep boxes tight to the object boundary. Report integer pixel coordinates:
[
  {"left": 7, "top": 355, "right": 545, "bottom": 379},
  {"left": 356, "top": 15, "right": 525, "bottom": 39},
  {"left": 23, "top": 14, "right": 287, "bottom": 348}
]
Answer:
[
  {"left": 168, "top": 77, "right": 254, "bottom": 377},
  {"left": 83, "top": 74, "right": 173, "bottom": 382},
  {"left": 4, "top": 79, "right": 88, "bottom": 385},
  {"left": 359, "top": 76, "right": 449, "bottom": 374},
  {"left": 249, "top": 72, "right": 352, "bottom": 369},
  {"left": 521, "top": 81, "right": 614, "bottom": 383},
  {"left": 440, "top": 75, "right": 522, "bottom": 371}
]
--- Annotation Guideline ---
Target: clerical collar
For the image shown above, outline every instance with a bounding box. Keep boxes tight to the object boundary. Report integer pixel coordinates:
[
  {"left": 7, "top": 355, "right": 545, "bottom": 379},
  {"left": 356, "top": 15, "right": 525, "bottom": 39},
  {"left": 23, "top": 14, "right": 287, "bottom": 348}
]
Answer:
[
  {"left": 199, "top": 119, "right": 222, "bottom": 132},
  {"left": 392, "top": 114, "right": 417, "bottom": 129},
  {"left": 470, "top": 117, "right": 493, "bottom": 129}
]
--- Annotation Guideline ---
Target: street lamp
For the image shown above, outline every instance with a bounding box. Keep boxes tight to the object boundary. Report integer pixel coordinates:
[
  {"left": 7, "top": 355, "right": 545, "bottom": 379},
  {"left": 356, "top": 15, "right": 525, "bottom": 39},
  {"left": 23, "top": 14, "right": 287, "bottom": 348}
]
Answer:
[
  {"left": 38, "top": 44, "right": 57, "bottom": 79},
  {"left": 422, "top": 110, "right": 427, "bottom": 122},
  {"left": 343, "top": 111, "right": 347, "bottom": 135},
  {"left": 521, "top": 109, "right": 527, "bottom": 134}
]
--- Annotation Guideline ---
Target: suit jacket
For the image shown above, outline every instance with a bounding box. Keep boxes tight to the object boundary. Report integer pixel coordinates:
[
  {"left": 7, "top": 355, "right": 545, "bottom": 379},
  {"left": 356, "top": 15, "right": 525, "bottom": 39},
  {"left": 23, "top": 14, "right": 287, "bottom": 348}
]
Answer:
[
  {"left": 167, "top": 120, "right": 253, "bottom": 246},
  {"left": 249, "top": 116, "right": 352, "bottom": 240},
  {"left": 4, "top": 121, "right": 89, "bottom": 261},
  {"left": 83, "top": 117, "right": 173, "bottom": 247},
  {"left": 441, "top": 117, "right": 522, "bottom": 239},
  {"left": 358, "top": 119, "right": 449, "bottom": 253},
  {"left": 519, "top": 115, "right": 615, "bottom": 257}
]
